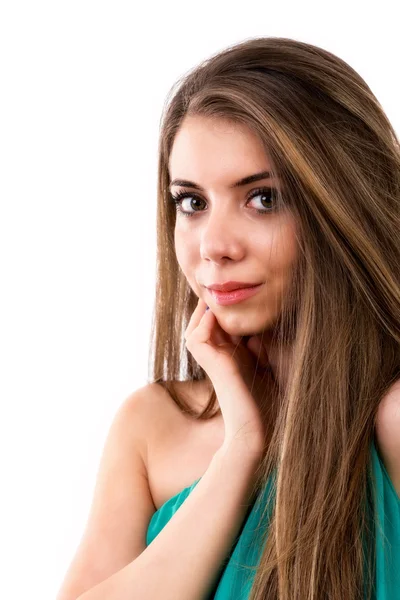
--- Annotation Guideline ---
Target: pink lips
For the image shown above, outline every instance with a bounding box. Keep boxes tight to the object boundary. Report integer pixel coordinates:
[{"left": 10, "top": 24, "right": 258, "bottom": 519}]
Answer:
[
  {"left": 206, "top": 281, "right": 261, "bottom": 292},
  {"left": 207, "top": 283, "right": 263, "bottom": 305}
]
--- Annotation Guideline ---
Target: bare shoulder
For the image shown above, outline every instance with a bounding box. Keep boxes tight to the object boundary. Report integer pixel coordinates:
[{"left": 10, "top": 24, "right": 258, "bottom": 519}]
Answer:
[
  {"left": 142, "top": 379, "right": 224, "bottom": 509},
  {"left": 151, "top": 378, "right": 215, "bottom": 409},
  {"left": 55, "top": 384, "right": 167, "bottom": 600},
  {"left": 143, "top": 379, "right": 215, "bottom": 421},
  {"left": 142, "top": 379, "right": 219, "bottom": 446},
  {"left": 375, "top": 378, "right": 400, "bottom": 498}
]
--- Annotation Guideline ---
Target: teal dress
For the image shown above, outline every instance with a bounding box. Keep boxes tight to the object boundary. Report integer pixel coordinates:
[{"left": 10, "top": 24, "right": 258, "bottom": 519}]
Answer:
[{"left": 146, "top": 439, "right": 400, "bottom": 598}]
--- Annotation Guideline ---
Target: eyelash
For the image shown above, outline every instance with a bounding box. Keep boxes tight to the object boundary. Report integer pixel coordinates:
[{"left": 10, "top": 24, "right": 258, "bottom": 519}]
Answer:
[{"left": 169, "top": 186, "right": 277, "bottom": 218}]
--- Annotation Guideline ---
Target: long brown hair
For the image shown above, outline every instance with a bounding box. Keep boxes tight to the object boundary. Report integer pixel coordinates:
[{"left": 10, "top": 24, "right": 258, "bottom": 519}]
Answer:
[{"left": 147, "top": 37, "right": 400, "bottom": 599}]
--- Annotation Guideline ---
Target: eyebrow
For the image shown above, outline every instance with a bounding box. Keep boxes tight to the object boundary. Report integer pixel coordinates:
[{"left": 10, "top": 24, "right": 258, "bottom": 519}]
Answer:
[{"left": 169, "top": 170, "right": 274, "bottom": 191}]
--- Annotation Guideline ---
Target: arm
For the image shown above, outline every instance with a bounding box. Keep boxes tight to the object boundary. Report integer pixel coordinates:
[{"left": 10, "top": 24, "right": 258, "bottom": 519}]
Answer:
[
  {"left": 77, "top": 442, "right": 261, "bottom": 600},
  {"left": 56, "top": 387, "right": 157, "bottom": 600}
]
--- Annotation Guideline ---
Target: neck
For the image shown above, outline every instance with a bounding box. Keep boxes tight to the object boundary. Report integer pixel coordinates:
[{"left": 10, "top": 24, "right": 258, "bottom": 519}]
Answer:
[{"left": 261, "top": 329, "right": 293, "bottom": 393}]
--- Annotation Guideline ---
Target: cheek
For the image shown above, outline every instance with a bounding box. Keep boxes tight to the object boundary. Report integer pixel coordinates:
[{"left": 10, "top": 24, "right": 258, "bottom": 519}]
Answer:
[
  {"left": 274, "top": 238, "right": 298, "bottom": 271},
  {"left": 174, "top": 230, "right": 197, "bottom": 275},
  {"left": 262, "top": 220, "right": 298, "bottom": 272}
]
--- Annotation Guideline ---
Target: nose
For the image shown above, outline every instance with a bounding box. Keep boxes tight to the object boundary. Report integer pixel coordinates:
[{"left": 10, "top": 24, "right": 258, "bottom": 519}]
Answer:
[{"left": 199, "top": 205, "right": 245, "bottom": 263}]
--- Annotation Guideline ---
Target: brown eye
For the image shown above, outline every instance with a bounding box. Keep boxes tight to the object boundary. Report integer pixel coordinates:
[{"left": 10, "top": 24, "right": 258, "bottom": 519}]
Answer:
[
  {"left": 169, "top": 186, "right": 277, "bottom": 217},
  {"left": 169, "top": 192, "right": 206, "bottom": 217},
  {"left": 247, "top": 187, "right": 276, "bottom": 214}
]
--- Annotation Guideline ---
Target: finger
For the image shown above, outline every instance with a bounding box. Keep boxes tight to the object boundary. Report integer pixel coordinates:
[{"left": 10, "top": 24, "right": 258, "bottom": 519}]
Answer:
[
  {"left": 184, "top": 297, "right": 208, "bottom": 340},
  {"left": 187, "top": 305, "right": 216, "bottom": 345},
  {"left": 206, "top": 312, "right": 245, "bottom": 349},
  {"left": 210, "top": 314, "right": 236, "bottom": 347},
  {"left": 209, "top": 323, "right": 227, "bottom": 347}
]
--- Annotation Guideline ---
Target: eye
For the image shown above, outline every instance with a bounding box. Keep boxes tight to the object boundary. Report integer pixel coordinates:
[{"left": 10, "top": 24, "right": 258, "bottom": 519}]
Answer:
[
  {"left": 169, "top": 191, "right": 206, "bottom": 217},
  {"left": 247, "top": 187, "right": 277, "bottom": 214},
  {"left": 169, "top": 186, "right": 277, "bottom": 217}
]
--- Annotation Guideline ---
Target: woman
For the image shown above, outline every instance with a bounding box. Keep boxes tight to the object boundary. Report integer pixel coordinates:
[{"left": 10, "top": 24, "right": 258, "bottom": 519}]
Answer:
[{"left": 58, "top": 37, "right": 400, "bottom": 600}]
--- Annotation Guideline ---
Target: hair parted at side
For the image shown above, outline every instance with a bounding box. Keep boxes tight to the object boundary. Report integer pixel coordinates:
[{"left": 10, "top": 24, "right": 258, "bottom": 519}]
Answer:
[{"left": 147, "top": 36, "right": 400, "bottom": 599}]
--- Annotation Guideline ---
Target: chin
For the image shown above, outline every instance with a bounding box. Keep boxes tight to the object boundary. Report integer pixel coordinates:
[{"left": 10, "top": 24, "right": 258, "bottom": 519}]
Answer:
[{"left": 215, "top": 313, "right": 268, "bottom": 338}]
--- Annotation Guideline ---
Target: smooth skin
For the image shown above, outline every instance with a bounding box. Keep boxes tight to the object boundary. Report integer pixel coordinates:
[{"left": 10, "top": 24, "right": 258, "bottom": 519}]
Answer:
[
  {"left": 169, "top": 115, "right": 298, "bottom": 392},
  {"left": 184, "top": 296, "right": 274, "bottom": 453},
  {"left": 170, "top": 114, "right": 400, "bottom": 496},
  {"left": 56, "top": 114, "right": 400, "bottom": 600}
]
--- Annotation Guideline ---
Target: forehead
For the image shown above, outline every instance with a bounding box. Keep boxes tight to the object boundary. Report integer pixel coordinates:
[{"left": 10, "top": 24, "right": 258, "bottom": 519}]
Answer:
[{"left": 168, "top": 116, "right": 272, "bottom": 182}]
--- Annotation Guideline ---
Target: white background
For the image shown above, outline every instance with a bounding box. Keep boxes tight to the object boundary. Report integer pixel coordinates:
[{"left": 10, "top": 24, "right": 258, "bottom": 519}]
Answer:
[{"left": 0, "top": 1, "right": 398, "bottom": 598}]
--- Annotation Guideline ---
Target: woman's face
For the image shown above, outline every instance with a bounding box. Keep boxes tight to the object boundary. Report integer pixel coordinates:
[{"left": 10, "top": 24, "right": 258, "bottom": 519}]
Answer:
[{"left": 168, "top": 115, "right": 299, "bottom": 338}]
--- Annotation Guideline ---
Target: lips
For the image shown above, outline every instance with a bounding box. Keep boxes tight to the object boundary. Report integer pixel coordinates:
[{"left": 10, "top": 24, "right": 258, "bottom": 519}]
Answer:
[
  {"left": 206, "top": 283, "right": 263, "bottom": 306},
  {"left": 206, "top": 281, "right": 262, "bottom": 292}
]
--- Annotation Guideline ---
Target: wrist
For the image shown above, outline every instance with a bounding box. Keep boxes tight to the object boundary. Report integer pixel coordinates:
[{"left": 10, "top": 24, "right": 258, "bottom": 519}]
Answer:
[{"left": 216, "top": 436, "right": 264, "bottom": 466}]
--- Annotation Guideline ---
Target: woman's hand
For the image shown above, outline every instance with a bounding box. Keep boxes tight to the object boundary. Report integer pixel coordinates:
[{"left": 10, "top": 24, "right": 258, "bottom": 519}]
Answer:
[{"left": 184, "top": 297, "right": 276, "bottom": 457}]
